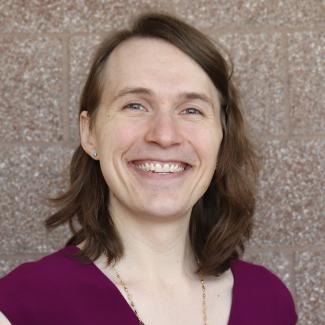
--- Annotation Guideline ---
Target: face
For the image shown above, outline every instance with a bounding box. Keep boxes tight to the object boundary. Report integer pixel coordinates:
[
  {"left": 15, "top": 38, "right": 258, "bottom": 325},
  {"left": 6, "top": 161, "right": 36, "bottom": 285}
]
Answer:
[{"left": 80, "top": 37, "right": 223, "bottom": 222}]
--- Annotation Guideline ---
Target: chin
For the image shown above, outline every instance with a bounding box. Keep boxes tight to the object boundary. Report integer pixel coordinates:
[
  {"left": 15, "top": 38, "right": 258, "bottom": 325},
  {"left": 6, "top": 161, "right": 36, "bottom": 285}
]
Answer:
[{"left": 136, "top": 201, "right": 192, "bottom": 221}]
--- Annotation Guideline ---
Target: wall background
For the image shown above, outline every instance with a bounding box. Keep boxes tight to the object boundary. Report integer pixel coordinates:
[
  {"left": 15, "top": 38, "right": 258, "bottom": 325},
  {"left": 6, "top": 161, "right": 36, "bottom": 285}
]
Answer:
[{"left": 0, "top": 1, "right": 324, "bottom": 324}]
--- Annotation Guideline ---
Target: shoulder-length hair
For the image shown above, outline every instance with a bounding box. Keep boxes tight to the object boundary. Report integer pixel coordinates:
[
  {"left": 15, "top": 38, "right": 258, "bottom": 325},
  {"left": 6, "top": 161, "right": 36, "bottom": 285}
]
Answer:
[{"left": 45, "top": 11, "right": 258, "bottom": 277}]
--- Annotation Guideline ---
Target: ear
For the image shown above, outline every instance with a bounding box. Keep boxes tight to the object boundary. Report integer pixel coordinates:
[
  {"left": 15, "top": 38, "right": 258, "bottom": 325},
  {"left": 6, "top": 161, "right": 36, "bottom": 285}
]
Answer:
[{"left": 80, "top": 110, "right": 98, "bottom": 160}]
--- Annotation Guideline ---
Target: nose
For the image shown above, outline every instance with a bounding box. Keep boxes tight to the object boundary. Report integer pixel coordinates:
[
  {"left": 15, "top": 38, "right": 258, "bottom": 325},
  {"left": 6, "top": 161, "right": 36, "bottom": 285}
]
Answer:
[{"left": 144, "top": 111, "right": 183, "bottom": 148}]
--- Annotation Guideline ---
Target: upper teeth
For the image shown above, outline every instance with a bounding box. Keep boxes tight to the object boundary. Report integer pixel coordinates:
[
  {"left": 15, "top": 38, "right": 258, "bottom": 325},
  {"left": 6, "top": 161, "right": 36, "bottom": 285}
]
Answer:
[{"left": 136, "top": 162, "right": 185, "bottom": 173}]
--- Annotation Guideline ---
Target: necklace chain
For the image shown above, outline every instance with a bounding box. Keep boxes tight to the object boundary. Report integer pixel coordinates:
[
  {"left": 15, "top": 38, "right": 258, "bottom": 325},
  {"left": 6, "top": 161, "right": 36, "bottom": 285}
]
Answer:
[{"left": 112, "top": 265, "right": 207, "bottom": 325}]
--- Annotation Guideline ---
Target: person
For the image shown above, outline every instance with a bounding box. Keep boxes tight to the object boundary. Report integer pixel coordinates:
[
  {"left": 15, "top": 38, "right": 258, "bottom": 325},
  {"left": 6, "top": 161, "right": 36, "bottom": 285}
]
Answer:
[{"left": 0, "top": 12, "right": 297, "bottom": 325}]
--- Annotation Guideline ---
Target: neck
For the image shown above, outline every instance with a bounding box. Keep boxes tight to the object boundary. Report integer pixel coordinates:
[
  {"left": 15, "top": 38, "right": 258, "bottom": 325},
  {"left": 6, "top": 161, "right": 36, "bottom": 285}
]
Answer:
[{"left": 109, "top": 205, "right": 199, "bottom": 287}]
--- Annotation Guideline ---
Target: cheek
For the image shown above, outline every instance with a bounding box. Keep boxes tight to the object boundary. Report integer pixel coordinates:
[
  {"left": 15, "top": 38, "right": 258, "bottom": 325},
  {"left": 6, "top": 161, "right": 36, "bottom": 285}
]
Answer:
[
  {"left": 98, "top": 118, "right": 143, "bottom": 153},
  {"left": 186, "top": 124, "right": 222, "bottom": 164}
]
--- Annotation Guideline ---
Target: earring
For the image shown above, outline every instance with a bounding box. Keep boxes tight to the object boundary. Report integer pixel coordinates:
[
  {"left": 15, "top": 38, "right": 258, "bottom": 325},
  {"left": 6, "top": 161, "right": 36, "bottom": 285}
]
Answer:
[{"left": 91, "top": 150, "right": 97, "bottom": 159}]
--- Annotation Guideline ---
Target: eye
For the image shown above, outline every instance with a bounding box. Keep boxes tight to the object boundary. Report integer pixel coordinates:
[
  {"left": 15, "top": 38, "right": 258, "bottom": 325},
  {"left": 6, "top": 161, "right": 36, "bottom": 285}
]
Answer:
[
  {"left": 181, "top": 107, "right": 203, "bottom": 115},
  {"left": 124, "top": 103, "right": 146, "bottom": 111}
]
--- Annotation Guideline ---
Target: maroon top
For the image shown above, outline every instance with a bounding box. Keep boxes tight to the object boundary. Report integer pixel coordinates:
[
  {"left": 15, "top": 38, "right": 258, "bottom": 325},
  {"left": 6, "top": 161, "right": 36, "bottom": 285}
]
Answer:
[{"left": 0, "top": 245, "right": 298, "bottom": 324}]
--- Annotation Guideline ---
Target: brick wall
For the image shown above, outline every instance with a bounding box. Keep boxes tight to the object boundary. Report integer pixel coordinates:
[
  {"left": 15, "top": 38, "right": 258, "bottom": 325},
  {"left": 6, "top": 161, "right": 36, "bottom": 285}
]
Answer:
[{"left": 0, "top": 1, "right": 324, "bottom": 324}]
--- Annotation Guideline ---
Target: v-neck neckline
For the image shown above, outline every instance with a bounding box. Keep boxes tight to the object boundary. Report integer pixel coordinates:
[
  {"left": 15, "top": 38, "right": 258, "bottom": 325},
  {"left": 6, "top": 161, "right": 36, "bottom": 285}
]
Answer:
[{"left": 65, "top": 245, "right": 240, "bottom": 324}]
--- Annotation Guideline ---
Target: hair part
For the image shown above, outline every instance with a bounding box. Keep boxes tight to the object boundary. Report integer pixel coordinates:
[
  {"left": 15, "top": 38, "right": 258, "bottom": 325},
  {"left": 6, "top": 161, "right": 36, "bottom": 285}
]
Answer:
[{"left": 45, "top": 11, "right": 258, "bottom": 277}]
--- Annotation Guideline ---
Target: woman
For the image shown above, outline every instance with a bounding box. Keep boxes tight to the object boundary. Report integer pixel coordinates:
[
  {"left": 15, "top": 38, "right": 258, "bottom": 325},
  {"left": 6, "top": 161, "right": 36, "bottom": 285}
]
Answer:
[{"left": 0, "top": 12, "right": 297, "bottom": 325}]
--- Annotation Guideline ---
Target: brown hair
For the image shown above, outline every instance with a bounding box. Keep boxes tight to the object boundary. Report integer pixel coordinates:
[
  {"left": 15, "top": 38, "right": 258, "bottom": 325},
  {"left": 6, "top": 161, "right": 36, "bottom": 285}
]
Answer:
[{"left": 45, "top": 11, "right": 258, "bottom": 277}]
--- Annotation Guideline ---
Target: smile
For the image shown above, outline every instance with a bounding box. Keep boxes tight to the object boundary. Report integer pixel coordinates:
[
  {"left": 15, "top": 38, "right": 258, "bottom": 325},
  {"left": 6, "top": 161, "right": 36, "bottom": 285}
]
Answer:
[
  {"left": 134, "top": 161, "right": 186, "bottom": 173},
  {"left": 129, "top": 160, "right": 191, "bottom": 179}
]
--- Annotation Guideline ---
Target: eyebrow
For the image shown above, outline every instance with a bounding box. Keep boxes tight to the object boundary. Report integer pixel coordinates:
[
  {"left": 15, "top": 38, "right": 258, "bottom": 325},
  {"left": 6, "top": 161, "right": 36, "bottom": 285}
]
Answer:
[{"left": 111, "top": 86, "right": 215, "bottom": 108}]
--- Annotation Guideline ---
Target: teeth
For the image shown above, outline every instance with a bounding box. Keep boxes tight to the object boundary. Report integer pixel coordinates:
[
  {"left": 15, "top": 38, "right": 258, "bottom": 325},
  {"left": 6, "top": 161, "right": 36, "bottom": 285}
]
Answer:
[{"left": 135, "top": 162, "right": 185, "bottom": 173}]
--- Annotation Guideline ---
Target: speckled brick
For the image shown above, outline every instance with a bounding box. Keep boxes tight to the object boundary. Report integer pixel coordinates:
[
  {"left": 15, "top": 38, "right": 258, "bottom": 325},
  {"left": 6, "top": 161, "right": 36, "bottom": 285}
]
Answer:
[
  {"left": 0, "top": 36, "right": 64, "bottom": 143},
  {"left": 248, "top": 0, "right": 325, "bottom": 27},
  {"left": 295, "top": 250, "right": 325, "bottom": 324},
  {"left": 63, "top": 0, "right": 171, "bottom": 32},
  {"left": 69, "top": 35, "right": 104, "bottom": 143},
  {"left": 250, "top": 139, "right": 325, "bottom": 246},
  {"left": 172, "top": 0, "right": 276, "bottom": 30},
  {"left": 173, "top": 0, "right": 325, "bottom": 29},
  {"left": 0, "top": 145, "right": 74, "bottom": 254},
  {"left": 0, "top": 0, "right": 63, "bottom": 33},
  {"left": 288, "top": 31, "right": 325, "bottom": 135},
  {"left": 217, "top": 32, "right": 286, "bottom": 137},
  {"left": 243, "top": 249, "right": 294, "bottom": 294},
  {"left": 1, "top": 0, "right": 323, "bottom": 33}
]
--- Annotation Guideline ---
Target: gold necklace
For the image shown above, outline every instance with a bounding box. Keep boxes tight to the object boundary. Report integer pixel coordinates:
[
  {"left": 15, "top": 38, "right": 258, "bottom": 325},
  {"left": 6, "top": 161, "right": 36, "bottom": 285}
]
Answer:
[{"left": 112, "top": 265, "right": 208, "bottom": 325}]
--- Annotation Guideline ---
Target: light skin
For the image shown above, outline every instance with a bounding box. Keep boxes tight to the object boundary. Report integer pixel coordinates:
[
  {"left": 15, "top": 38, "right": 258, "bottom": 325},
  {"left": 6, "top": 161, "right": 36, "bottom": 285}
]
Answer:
[
  {"left": 0, "top": 312, "right": 10, "bottom": 325},
  {"left": 79, "top": 37, "right": 223, "bottom": 297}
]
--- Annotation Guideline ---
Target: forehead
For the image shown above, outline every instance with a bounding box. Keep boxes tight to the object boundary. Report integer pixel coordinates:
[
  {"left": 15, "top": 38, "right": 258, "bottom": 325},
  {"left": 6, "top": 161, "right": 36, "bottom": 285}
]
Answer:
[{"left": 102, "top": 37, "right": 219, "bottom": 103}]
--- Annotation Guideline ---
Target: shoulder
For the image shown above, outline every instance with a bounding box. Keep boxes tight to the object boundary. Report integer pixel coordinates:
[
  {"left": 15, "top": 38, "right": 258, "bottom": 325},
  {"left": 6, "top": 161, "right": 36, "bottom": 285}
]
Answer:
[
  {"left": 230, "top": 259, "right": 298, "bottom": 324},
  {"left": 0, "top": 246, "right": 80, "bottom": 290},
  {"left": 0, "top": 246, "right": 82, "bottom": 320},
  {"left": 232, "top": 259, "right": 292, "bottom": 295}
]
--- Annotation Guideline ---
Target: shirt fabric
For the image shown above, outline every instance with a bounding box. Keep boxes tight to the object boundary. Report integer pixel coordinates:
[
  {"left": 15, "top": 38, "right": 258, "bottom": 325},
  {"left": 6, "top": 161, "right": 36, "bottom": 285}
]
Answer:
[{"left": 0, "top": 245, "right": 298, "bottom": 324}]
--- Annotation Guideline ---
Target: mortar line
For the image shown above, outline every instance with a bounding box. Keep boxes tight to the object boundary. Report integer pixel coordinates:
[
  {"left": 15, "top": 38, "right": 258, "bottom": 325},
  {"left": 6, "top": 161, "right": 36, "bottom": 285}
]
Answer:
[
  {"left": 282, "top": 30, "right": 291, "bottom": 139},
  {"left": 62, "top": 34, "right": 70, "bottom": 142},
  {"left": 0, "top": 25, "right": 324, "bottom": 39}
]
